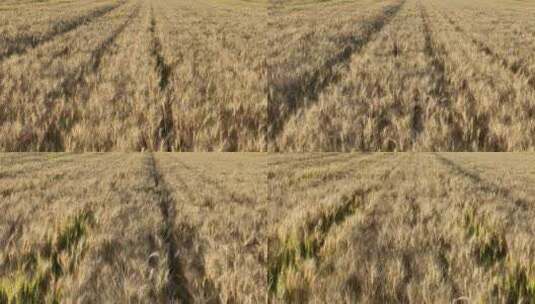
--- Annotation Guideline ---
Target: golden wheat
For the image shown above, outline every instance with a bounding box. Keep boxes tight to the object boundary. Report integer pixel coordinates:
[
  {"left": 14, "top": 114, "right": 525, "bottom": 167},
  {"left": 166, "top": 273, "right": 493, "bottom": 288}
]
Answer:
[
  {"left": 0, "top": 153, "right": 266, "bottom": 303},
  {"left": 269, "top": 0, "right": 535, "bottom": 152},
  {"left": 268, "top": 153, "right": 535, "bottom": 302},
  {"left": 0, "top": 0, "right": 267, "bottom": 152}
]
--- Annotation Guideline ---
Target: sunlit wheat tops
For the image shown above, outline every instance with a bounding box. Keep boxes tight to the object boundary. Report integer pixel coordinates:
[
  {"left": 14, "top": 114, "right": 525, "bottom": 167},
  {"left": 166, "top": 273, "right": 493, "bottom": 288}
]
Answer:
[
  {"left": 0, "top": 153, "right": 266, "bottom": 303},
  {"left": 268, "top": 153, "right": 535, "bottom": 302},
  {"left": 0, "top": 0, "right": 267, "bottom": 152},
  {"left": 1, "top": 0, "right": 534, "bottom": 151},
  {"left": 268, "top": 0, "right": 535, "bottom": 152}
]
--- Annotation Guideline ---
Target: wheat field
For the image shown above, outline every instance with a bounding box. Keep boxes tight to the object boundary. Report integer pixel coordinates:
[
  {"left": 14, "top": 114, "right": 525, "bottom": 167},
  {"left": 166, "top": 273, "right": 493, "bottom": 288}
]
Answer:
[
  {"left": 268, "top": 0, "right": 535, "bottom": 152},
  {"left": 268, "top": 153, "right": 535, "bottom": 303},
  {"left": 1, "top": 153, "right": 535, "bottom": 302},
  {"left": 0, "top": 0, "right": 267, "bottom": 152},
  {"left": 1, "top": 0, "right": 535, "bottom": 302},
  {"left": 0, "top": 153, "right": 266, "bottom": 303},
  {"left": 2, "top": 0, "right": 534, "bottom": 152}
]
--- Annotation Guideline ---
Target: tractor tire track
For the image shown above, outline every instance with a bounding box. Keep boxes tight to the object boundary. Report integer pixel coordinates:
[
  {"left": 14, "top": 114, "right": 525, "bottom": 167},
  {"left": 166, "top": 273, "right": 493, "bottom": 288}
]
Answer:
[
  {"left": 420, "top": 4, "right": 493, "bottom": 151},
  {"left": 440, "top": 10, "right": 535, "bottom": 89},
  {"left": 268, "top": 186, "right": 377, "bottom": 297},
  {"left": 419, "top": 4, "right": 450, "bottom": 98},
  {"left": 0, "top": 1, "right": 125, "bottom": 62},
  {"left": 272, "top": 153, "right": 398, "bottom": 226},
  {"left": 268, "top": 157, "right": 404, "bottom": 299},
  {"left": 149, "top": 6, "right": 174, "bottom": 151},
  {"left": 429, "top": 154, "right": 535, "bottom": 299},
  {"left": 36, "top": 4, "right": 140, "bottom": 151},
  {"left": 417, "top": 3, "right": 455, "bottom": 140},
  {"left": 337, "top": 156, "right": 458, "bottom": 302},
  {"left": 146, "top": 154, "right": 193, "bottom": 303},
  {"left": 45, "top": 4, "right": 141, "bottom": 102},
  {"left": 417, "top": 3, "right": 467, "bottom": 146},
  {"left": 433, "top": 153, "right": 533, "bottom": 211},
  {"left": 268, "top": 0, "right": 406, "bottom": 147},
  {"left": 170, "top": 166, "right": 222, "bottom": 304},
  {"left": 269, "top": 155, "right": 402, "bottom": 286}
]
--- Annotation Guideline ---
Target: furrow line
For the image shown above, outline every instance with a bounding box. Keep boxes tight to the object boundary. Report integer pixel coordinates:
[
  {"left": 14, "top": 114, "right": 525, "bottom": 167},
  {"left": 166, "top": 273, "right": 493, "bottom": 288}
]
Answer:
[
  {"left": 433, "top": 153, "right": 533, "bottom": 211},
  {"left": 0, "top": 1, "right": 125, "bottom": 62},
  {"left": 420, "top": 4, "right": 491, "bottom": 151},
  {"left": 272, "top": 153, "right": 396, "bottom": 226},
  {"left": 269, "top": 155, "right": 403, "bottom": 298},
  {"left": 45, "top": 4, "right": 141, "bottom": 102},
  {"left": 149, "top": 6, "right": 174, "bottom": 151},
  {"left": 35, "top": 4, "right": 140, "bottom": 151},
  {"left": 146, "top": 154, "right": 193, "bottom": 304},
  {"left": 268, "top": 0, "right": 407, "bottom": 146},
  {"left": 417, "top": 3, "right": 454, "bottom": 139},
  {"left": 440, "top": 10, "right": 535, "bottom": 89},
  {"left": 268, "top": 186, "right": 377, "bottom": 297}
]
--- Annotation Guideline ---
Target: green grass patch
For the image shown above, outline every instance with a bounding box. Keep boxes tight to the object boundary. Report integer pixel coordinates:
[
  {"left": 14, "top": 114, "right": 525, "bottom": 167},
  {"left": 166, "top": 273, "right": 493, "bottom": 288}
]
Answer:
[
  {"left": 0, "top": 259, "right": 59, "bottom": 304},
  {"left": 500, "top": 263, "right": 535, "bottom": 303},
  {"left": 0, "top": 209, "right": 94, "bottom": 304},
  {"left": 269, "top": 189, "right": 369, "bottom": 299},
  {"left": 55, "top": 209, "right": 94, "bottom": 253},
  {"left": 463, "top": 207, "right": 507, "bottom": 267}
]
